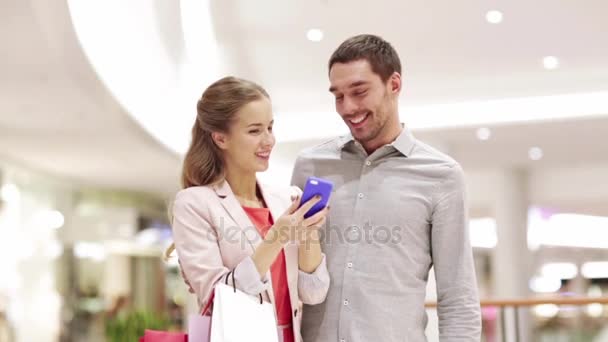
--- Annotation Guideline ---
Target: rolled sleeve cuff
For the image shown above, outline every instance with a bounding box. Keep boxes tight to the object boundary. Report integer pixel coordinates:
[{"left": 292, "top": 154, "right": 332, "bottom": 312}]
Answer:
[
  {"left": 232, "top": 256, "right": 270, "bottom": 295},
  {"left": 298, "top": 254, "right": 330, "bottom": 305}
]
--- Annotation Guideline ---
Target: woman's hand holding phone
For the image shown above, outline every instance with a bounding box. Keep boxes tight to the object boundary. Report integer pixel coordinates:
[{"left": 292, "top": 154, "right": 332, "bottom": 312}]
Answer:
[{"left": 271, "top": 195, "right": 329, "bottom": 244}]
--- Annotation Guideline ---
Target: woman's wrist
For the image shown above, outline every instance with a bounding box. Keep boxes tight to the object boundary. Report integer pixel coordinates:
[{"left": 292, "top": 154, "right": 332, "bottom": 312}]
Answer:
[
  {"left": 298, "top": 227, "right": 320, "bottom": 244},
  {"left": 265, "top": 225, "right": 288, "bottom": 247}
]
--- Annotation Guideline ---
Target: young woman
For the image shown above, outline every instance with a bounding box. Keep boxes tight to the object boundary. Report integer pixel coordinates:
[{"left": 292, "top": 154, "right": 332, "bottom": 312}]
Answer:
[{"left": 171, "top": 76, "right": 330, "bottom": 342}]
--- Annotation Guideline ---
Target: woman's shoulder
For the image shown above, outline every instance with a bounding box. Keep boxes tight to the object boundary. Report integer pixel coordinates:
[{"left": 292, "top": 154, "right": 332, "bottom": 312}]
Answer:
[
  {"left": 172, "top": 186, "right": 220, "bottom": 220},
  {"left": 174, "top": 185, "right": 217, "bottom": 204}
]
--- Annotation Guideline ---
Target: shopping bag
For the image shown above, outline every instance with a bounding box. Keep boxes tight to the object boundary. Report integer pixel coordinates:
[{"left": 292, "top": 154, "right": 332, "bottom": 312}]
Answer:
[
  {"left": 210, "top": 272, "right": 278, "bottom": 342},
  {"left": 188, "top": 313, "right": 211, "bottom": 342},
  {"left": 139, "top": 329, "right": 187, "bottom": 342},
  {"left": 139, "top": 290, "right": 214, "bottom": 342},
  {"left": 187, "top": 282, "right": 218, "bottom": 342}
]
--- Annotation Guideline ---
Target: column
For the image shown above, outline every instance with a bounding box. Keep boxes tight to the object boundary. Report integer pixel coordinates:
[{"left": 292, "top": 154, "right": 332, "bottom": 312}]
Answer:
[{"left": 492, "top": 168, "right": 533, "bottom": 342}]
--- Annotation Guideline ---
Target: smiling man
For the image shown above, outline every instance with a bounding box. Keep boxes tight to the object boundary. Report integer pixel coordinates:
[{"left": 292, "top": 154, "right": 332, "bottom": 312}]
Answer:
[{"left": 291, "top": 34, "right": 481, "bottom": 342}]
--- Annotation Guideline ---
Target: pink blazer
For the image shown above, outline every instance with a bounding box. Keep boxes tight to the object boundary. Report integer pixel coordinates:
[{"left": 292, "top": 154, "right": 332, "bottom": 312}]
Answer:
[{"left": 172, "top": 180, "right": 330, "bottom": 341}]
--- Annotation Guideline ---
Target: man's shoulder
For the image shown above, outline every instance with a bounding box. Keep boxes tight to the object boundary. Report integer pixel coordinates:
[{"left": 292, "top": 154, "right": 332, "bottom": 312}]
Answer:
[
  {"left": 411, "top": 138, "right": 459, "bottom": 167},
  {"left": 409, "top": 137, "right": 464, "bottom": 181},
  {"left": 296, "top": 136, "right": 349, "bottom": 160}
]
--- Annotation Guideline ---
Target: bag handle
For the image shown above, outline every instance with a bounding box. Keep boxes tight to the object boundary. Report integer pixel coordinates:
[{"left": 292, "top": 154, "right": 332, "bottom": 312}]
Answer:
[
  {"left": 201, "top": 270, "right": 264, "bottom": 315},
  {"left": 199, "top": 270, "right": 232, "bottom": 315},
  {"left": 227, "top": 270, "right": 263, "bottom": 305}
]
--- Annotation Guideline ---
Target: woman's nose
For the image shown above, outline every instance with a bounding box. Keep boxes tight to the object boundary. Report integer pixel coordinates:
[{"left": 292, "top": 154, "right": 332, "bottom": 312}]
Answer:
[{"left": 262, "top": 130, "right": 275, "bottom": 147}]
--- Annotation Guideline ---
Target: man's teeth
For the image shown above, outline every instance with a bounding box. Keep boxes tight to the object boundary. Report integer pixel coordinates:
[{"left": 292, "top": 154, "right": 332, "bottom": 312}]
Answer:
[{"left": 350, "top": 114, "right": 367, "bottom": 124}]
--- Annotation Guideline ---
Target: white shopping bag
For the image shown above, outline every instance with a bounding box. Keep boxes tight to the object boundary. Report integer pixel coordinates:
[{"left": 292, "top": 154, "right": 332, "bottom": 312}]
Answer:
[{"left": 210, "top": 274, "right": 278, "bottom": 342}]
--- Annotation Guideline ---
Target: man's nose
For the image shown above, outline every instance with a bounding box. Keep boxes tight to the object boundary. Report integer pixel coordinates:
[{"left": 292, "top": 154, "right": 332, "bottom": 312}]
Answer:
[{"left": 342, "top": 96, "right": 359, "bottom": 116}]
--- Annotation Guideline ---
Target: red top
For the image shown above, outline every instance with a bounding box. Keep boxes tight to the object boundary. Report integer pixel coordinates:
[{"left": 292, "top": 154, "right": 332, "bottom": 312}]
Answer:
[{"left": 242, "top": 206, "right": 294, "bottom": 341}]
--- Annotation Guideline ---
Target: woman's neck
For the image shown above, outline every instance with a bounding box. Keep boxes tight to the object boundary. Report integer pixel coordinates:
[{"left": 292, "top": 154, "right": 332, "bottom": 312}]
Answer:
[{"left": 224, "top": 168, "right": 259, "bottom": 204}]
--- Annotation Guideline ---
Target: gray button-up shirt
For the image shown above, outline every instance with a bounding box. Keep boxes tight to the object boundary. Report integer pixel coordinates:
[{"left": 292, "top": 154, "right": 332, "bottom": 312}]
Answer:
[{"left": 291, "top": 129, "right": 481, "bottom": 342}]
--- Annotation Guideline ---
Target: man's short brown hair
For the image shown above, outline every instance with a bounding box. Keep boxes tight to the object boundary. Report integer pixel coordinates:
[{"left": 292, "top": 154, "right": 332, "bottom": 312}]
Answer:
[{"left": 328, "top": 34, "right": 402, "bottom": 82}]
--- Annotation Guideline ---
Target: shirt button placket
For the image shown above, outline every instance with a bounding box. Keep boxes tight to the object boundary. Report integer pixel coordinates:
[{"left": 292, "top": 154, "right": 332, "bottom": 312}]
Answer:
[{"left": 340, "top": 160, "right": 367, "bottom": 342}]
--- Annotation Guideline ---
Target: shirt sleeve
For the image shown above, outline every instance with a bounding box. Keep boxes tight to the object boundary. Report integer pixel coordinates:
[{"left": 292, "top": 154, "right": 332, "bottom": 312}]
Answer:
[
  {"left": 298, "top": 253, "right": 330, "bottom": 305},
  {"left": 431, "top": 164, "right": 482, "bottom": 341}
]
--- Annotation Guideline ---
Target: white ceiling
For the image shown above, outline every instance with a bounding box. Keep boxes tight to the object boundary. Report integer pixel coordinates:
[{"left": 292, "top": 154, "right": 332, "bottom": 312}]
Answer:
[
  {"left": 1, "top": 0, "right": 607, "bottom": 200},
  {"left": 213, "top": 0, "right": 608, "bottom": 112},
  {"left": 415, "top": 116, "right": 608, "bottom": 168},
  {"left": 0, "top": 0, "right": 180, "bottom": 194}
]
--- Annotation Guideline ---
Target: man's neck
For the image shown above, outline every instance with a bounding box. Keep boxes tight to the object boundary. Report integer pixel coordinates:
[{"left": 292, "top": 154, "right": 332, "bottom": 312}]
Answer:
[{"left": 361, "top": 120, "right": 403, "bottom": 155}]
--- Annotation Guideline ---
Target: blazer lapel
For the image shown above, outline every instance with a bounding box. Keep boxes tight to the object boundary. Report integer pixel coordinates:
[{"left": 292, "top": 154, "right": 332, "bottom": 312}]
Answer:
[
  {"left": 213, "top": 180, "right": 276, "bottom": 307},
  {"left": 259, "top": 183, "right": 300, "bottom": 315},
  {"left": 212, "top": 180, "right": 262, "bottom": 253}
]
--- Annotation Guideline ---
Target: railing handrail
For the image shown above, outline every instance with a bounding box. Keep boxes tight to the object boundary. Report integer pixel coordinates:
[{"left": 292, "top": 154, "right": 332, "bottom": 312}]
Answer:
[{"left": 425, "top": 296, "right": 608, "bottom": 308}]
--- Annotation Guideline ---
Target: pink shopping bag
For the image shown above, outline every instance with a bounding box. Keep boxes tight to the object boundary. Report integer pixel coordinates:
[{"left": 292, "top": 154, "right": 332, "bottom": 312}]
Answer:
[{"left": 139, "top": 329, "right": 187, "bottom": 342}]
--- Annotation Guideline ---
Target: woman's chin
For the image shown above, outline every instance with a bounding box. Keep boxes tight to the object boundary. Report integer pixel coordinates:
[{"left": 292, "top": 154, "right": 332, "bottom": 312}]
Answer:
[{"left": 254, "top": 161, "right": 270, "bottom": 173}]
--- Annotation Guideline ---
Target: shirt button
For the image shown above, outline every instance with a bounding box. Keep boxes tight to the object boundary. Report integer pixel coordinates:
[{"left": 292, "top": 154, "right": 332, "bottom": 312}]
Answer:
[
  {"left": 357, "top": 193, "right": 364, "bottom": 199},
  {"left": 344, "top": 299, "right": 349, "bottom": 306},
  {"left": 365, "top": 160, "right": 371, "bottom": 166},
  {"left": 347, "top": 262, "right": 353, "bottom": 268}
]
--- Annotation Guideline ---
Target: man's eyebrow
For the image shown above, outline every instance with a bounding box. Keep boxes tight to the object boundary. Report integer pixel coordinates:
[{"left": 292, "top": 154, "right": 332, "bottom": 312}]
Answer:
[{"left": 329, "top": 81, "right": 369, "bottom": 93}]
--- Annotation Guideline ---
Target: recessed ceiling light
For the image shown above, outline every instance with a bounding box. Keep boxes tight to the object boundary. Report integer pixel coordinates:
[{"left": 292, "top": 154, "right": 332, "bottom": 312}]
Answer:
[
  {"left": 307, "top": 29, "right": 324, "bottom": 42},
  {"left": 543, "top": 56, "right": 559, "bottom": 70},
  {"left": 476, "top": 127, "right": 491, "bottom": 141},
  {"left": 529, "top": 147, "right": 544, "bottom": 161},
  {"left": 486, "top": 10, "right": 503, "bottom": 24}
]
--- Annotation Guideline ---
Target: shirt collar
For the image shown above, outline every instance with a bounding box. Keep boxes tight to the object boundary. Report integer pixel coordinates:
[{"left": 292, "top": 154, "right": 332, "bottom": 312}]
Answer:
[
  {"left": 339, "top": 124, "right": 416, "bottom": 157},
  {"left": 391, "top": 127, "right": 416, "bottom": 157}
]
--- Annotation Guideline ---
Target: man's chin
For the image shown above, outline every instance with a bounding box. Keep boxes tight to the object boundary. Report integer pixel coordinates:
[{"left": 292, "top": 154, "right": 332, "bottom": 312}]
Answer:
[{"left": 351, "top": 128, "right": 373, "bottom": 141}]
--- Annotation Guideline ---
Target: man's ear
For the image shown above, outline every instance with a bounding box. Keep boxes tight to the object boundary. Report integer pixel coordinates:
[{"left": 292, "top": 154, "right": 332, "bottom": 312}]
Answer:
[
  {"left": 211, "top": 132, "right": 229, "bottom": 150},
  {"left": 389, "top": 72, "right": 402, "bottom": 94}
]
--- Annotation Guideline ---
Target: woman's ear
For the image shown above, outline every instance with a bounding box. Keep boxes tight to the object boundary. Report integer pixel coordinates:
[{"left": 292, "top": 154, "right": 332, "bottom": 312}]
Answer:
[{"left": 211, "top": 132, "right": 229, "bottom": 150}]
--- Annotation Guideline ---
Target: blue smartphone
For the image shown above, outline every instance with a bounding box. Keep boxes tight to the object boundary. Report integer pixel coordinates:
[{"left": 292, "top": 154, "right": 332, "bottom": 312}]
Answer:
[{"left": 299, "top": 176, "right": 334, "bottom": 218}]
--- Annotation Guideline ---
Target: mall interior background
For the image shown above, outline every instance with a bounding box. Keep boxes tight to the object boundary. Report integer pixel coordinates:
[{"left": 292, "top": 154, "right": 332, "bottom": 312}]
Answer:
[{"left": 1, "top": 1, "right": 608, "bottom": 341}]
